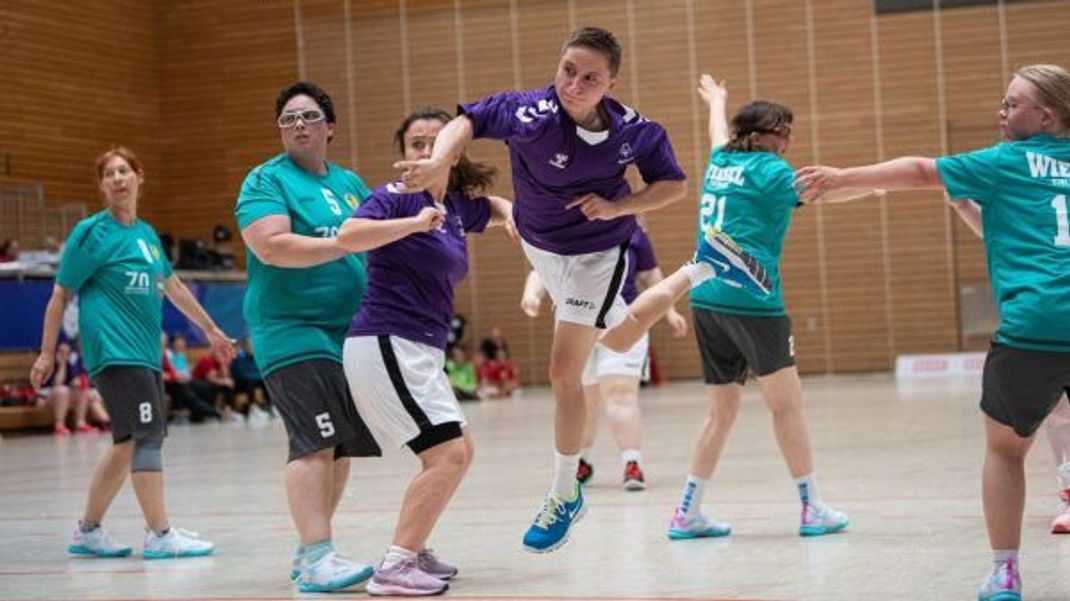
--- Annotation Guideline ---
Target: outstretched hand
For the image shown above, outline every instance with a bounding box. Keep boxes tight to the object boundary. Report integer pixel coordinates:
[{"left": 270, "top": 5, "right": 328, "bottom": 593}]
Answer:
[
  {"left": 794, "top": 165, "right": 844, "bottom": 203},
  {"left": 394, "top": 158, "right": 449, "bottom": 193},
  {"left": 207, "top": 328, "right": 238, "bottom": 364},
  {"left": 698, "top": 74, "right": 727, "bottom": 106}
]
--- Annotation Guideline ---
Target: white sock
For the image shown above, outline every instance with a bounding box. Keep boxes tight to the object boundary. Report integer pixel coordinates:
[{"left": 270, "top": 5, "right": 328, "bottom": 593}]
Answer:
[
  {"left": 679, "top": 474, "right": 707, "bottom": 518},
  {"left": 682, "top": 261, "right": 716, "bottom": 288},
  {"left": 621, "top": 448, "right": 641, "bottom": 466},
  {"left": 552, "top": 451, "right": 580, "bottom": 499},
  {"left": 795, "top": 473, "right": 822, "bottom": 508},
  {"left": 382, "top": 545, "right": 417, "bottom": 569},
  {"left": 1058, "top": 461, "right": 1070, "bottom": 490}
]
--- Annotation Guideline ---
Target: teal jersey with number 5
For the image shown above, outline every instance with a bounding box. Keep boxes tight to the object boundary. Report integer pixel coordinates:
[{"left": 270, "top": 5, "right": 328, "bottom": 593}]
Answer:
[
  {"left": 690, "top": 147, "right": 799, "bottom": 316},
  {"left": 56, "top": 211, "right": 173, "bottom": 376},
  {"left": 936, "top": 134, "right": 1070, "bottom": 353},
  {"left": 235, "top": 153, "right": 371, "bottom": 375}
]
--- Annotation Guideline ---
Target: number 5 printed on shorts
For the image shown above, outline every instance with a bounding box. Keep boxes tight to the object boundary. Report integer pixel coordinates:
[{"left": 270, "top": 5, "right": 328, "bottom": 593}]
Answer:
[{"left": 315, "top": 412, "right": 335, "bottom": 438}]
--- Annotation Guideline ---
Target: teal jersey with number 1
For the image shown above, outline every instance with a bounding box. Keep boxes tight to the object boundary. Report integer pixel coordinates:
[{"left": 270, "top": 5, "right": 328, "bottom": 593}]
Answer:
[
  {"left": 56, "top": 211, "right": 173, "bottom": 376},
  {"left": 690, "top": 147, "right": 799, "bottom": 316},
  {"left": 235, "top": 153, "right": 371, "bottom": 375},
  {"left": 936, "top": 134, "right": 1070, "bottom": 353}
]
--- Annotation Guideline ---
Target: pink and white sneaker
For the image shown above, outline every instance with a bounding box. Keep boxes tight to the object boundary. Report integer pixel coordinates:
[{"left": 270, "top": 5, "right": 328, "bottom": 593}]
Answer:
[
  {"left": 978, "top": 559, "right": 1021, "bottom": 601},
  {"left": 367, "top": 555, "right": 448, "bottom": 596},
  {"left": 1052, "top": 489, "right": 1070, "bottom": 535},
  {"left": 417, "top": 548, "right": 457, "bottom": 580}
]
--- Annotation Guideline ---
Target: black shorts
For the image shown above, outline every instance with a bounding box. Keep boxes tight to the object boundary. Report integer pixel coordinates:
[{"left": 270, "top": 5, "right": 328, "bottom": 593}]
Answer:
[
  {"left": 265, "top": 359, "right": 382, "bottom": 462},
  {"left": 92, "top": 367, "right": 166, "bottom": 444},
  {"left": 694, "top": 309, "right": 796, "bottom": 385},
  {"left": 981, "top": 343, "right": 1070, "bottom": 438}
]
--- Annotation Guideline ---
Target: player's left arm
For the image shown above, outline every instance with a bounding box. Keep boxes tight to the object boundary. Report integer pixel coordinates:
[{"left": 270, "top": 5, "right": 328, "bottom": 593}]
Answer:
[
  {"left": 163, "top": 276, "right": 236, "bottom": 362},
  {"left": 485, "top": 195, "right": 517, "bottom": 240}
]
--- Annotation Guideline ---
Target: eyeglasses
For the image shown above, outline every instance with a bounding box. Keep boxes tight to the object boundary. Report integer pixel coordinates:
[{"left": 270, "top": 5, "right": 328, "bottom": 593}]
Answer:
[
  {"left": 277, "top": 108, "right": 326, "bottom": 128},
  {"left": 1000, "top": 97, "right": 1048, "bottom": 113}
]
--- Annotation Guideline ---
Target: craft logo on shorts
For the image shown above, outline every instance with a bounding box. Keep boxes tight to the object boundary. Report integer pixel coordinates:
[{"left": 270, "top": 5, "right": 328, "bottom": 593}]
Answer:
[
  {"left": 565, "top": 297, "right": 596, "bottom": 311},
  {"left": 344, "top": 193, "right": 360, "bottom": 210},
  {"left": 549, "top": 152, "right": 569, "bottom": 169}
]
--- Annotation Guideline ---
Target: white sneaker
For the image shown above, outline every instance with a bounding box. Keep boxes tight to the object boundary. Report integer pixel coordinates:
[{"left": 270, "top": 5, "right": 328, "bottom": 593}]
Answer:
[
  {"left": 297, "top": 551, "right": 374, "bottom": 593},
  {"left": 978, "top": 560, "right": 1022, "bottom": 601},
  {"left": 143, "top": 527, "right": 214, "bottom": 559},
  {"left": 799, "top": 503, "right": 849, "bottom": 536},
  {"left": 68, "top": 525, "right": 132, "bottom": 557}
]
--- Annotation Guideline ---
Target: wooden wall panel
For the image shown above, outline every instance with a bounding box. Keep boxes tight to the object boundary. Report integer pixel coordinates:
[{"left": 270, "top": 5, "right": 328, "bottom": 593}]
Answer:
[
  {"left": 9, "top": 0, "right": 1070, "bottom": 382},
  {"left": 1, "top": 2, "right": 161, "bottom": 229}
]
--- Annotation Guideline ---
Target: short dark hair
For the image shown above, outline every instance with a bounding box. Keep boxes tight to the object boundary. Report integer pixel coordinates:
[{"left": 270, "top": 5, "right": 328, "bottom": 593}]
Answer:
[
  {"left": 275, "top": 81, "right": 337, "bottom": 124},
  {"left": 562, "top": 27, "right": 622, "bottom": 77},
  {"left": 724, "top": 101, "right": 794, "bottom": 153}
]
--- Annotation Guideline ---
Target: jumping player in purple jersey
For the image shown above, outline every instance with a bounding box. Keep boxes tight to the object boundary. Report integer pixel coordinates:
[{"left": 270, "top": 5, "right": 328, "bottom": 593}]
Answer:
[{"left": 395, "top": 27, "right": 772, "bottom": 553}]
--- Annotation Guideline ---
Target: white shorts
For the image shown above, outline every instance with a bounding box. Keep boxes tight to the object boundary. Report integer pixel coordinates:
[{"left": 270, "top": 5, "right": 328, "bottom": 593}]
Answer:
[
  {"left": 342, "top": 335, "right": 466, "bottom": 452},
  {"left": 522, "top": 240, "right": 630, "bottom": 329},
  {"left": 581, "top": 333, "right": 650, "bottom": 386}
]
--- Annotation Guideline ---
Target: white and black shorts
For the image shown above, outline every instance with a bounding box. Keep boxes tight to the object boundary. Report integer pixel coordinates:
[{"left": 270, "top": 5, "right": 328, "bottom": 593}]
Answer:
[
  {"left": 522, "top": 240, "right": 629, "bottom": 329},
  {"left": 343, "top": 335, "right": 466, "bottom": 454},
  {"left": 581, "top": 334, "right": 650, "bottom": 386}
]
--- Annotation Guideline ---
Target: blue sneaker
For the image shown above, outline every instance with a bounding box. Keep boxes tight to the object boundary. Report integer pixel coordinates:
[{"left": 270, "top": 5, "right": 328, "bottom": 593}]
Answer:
[
  {"left": 978, "top": 559, "right": 1022, "bottom": 601},
  {"left": 522, "top": 487, "right": 586, "bottom": 553},
  {"left": 696, "top": 228, "right": 772, "bottom": 296}
]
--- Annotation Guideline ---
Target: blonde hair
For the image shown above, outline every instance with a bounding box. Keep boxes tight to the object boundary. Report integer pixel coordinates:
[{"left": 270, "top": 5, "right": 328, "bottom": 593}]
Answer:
[{"left": 1015, "top": 64, "right": 1070, "bottom": 131}]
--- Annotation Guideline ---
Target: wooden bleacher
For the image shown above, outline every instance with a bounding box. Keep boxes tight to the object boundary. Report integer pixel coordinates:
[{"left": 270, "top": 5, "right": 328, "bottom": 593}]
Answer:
[{"left": 0, "top": 352, "right": 51, "bottom": 431}]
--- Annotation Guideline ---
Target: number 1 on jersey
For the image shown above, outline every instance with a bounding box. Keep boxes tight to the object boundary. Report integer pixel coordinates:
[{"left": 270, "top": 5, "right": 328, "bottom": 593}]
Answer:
[{"left": 1053, "top": 194, "right": 1070, "bottom": 247}]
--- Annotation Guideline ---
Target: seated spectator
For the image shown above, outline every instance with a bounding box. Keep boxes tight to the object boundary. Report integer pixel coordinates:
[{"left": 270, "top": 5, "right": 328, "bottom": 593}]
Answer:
[
  {"left": 479, "top": 325, "right": 510, "bottom": 361},
  {"left": 477, "top": 347, "right": 520, "bottom": 399},
  {"left": 192, "top": 348, "right": 240, "bottom": 420},
  {"left": 0, "top": 238, "right": 20, "bottom": 263},
  {"left": 35, "top": 341, "right": 108, "bottom": 435},
  {"left": 168, "top": 334, "right": 193, "bottom": 382},
  {"left": 162, "top": 333, "right": 219, "bottom": 423},
  {"left": 446, "top": 345, "right": 480, "bottom": 401},
  {"left": 230, "top": 339, "right": 273, "bottom": 420}
]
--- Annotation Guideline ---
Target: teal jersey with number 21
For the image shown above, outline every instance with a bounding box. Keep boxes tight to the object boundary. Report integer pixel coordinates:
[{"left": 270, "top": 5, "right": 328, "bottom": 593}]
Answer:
[
  {"left": 235, "top": 153, "right": 371, "bottom": 375},
  {"left": 690, "top": 146, "right": 799, "bottom": 316},
  {"left": 936, "top": 134, "right": 1070, "bottom": 353}
]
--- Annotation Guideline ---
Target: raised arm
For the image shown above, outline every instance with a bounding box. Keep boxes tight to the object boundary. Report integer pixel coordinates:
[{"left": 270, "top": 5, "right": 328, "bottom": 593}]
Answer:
[
  {"left": 242, "top": 215, "right": 350, "bottom": 268},
  {"left": 29, "top": 284, "right": 71, "bottom": 388},
  {"left": 796, "top": 157, "right": 941, "bottom": 202},
  {"left": 394, "top": 116, "right": 475, "bottom": 192},
  {"left": 164, "top": 275, "right": 236, "bottom": 362},
  {"left": 336, "top": 207, "right": 445, "bottom": 254},
  {"left": 698, "top": 74, "right": 730, "bottom": 150}
]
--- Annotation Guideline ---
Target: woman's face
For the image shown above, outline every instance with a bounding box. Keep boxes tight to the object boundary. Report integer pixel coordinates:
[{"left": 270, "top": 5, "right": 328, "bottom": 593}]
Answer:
[
  {"left": 279, "top": 94, "right": 333, "bottom": 159},
  {"left": 554, "top": 46, "right": 616, "bottom": 120},
  {"left": 402, "top": 118, "right": 445, "bottom": 161},
  {"left": 98, "top": 155, "right": 142, "bottom": 210},
  {"left": 999, "top": 76, "right": 1052, "bottom": 141}
]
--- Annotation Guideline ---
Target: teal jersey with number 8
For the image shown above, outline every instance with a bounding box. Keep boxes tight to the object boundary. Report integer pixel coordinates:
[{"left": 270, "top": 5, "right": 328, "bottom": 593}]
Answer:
[
  {"left": 936, "top": 134, "right": 1070, "bottom": 353},
  {"left": 235, "top": 153, "right": 371, "bottom": 375},
  {"left": 690, "top": 147, "right": 799, "bottom": 316},
  {"left": 57, "top": 211, "right": 173, "bottom": 376}
]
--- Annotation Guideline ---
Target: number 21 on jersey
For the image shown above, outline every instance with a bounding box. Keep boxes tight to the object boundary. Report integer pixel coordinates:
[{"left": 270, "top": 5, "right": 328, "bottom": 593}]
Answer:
[{"left": 700, "top": 194, "right": 728, "bottom": 231}]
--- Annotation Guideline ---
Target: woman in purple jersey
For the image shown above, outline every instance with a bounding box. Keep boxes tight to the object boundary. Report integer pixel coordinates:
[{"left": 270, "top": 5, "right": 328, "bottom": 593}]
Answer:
[
  {"left": 336, "top": 108, "right": 512, "bottom": 596},
  {"left": 394, "top": 26, "right": 772, "bottom": 553}
]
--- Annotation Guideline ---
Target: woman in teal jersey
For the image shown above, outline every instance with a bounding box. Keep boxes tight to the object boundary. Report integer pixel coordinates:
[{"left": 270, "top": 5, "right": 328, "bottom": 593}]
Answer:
[
  {"left": 236, "top": 81, "right": 381, "bottom": 593},
  {"left": 797, "top": 64, "right": 1070, "bottom": 601},
  {"left": 31, "top": 146, "right": 235, "bottom": 560},
  {"left": 668, "top": 76, "right": 865, "bottom": 542}
]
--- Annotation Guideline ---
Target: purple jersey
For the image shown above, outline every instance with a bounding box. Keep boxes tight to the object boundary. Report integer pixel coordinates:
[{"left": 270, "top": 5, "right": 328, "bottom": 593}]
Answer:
[
  {"left": 459, "top": 85, "right": 685, "bottom": 255},
  {"left": 347, "top": 184, "right": 491, "bottom": 350},
  {"left": 620, "top": 226, "right": 658, "bottom": 304}
]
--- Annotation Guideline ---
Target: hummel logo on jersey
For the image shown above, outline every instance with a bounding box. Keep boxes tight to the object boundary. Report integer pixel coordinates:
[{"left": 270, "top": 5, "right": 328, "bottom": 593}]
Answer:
[
  {"left": 515, "top": 99, "right": 558, "bottom": 124},
  {"left": 565, "top": 297, "right": 595, "bottom": 310},
  {"left": 549, "top": 153, "right": 569, "bottom": 169}
]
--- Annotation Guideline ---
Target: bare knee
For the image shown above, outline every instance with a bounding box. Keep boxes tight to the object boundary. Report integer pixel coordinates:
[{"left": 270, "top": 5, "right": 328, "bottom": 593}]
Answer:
[
  {"left": 422, "top": 438, "right": 470, "bottom": 479},
  {"left": 707, "top": 386, "right": 742, "bottom": 429}
]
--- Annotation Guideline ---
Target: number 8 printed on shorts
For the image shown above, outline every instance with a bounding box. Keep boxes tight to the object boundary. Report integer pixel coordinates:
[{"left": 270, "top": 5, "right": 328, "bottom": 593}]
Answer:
[{"left": 139, "top": 402, "right": 153, "bottom": 424}]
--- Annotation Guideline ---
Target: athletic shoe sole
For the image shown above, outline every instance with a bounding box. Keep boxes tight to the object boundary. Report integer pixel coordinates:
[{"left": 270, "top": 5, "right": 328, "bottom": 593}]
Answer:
[
  {"left": 799, "top": 520, "right": 849, "bottom": 537},
  {"left": 978, "top": 592, "right": 1021, "bottom": 601},
  {"left": 367, "top": 580, "right": 448, "bottom": 596},
  {"left": 522, "top": 504, "right": 587, "bottom": 554},
  {"left": 667, "top": 526, "right": 732, "bottom": 540},
  {"left": 707, "top": 232, "right": 771, "bottom": 295},
  {"left": 623, "top": 479, "right": 647, "bottom": 491},
  {"left": 143, "top": 547, "right": 214, "bottom": 559},
  {"left": 68, "top": 544, "right": 132, "bottom": 558},
  {"left": 297, "top": 565, "right": 374, "bottom": 593}
]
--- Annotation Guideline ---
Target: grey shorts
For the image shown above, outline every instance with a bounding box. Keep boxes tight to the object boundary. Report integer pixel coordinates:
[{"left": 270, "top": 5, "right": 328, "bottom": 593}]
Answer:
[
  {"left": 92, "top": 367, "right": 166, "bottom": 444},
  {"left": 265, "top": 359, "right": 382, "bottom": 462},
  {"left": 694, "top": 309, "right": 796, "bottom": 385},
  {"left": 981, "top": 343, "right": 1070, "bottom": 438}
]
